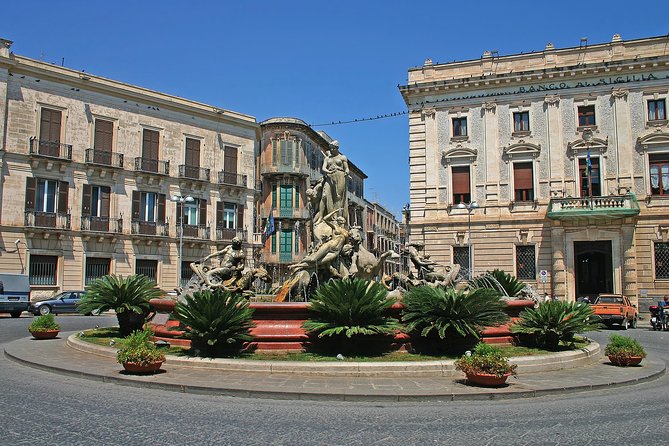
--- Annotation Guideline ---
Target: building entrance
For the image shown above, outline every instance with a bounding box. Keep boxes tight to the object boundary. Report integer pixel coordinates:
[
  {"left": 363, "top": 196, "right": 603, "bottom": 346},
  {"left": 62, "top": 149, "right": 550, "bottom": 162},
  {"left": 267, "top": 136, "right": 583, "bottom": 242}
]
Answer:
[{"left": 574, "top": 240, "right": 613, "bottom": 301}]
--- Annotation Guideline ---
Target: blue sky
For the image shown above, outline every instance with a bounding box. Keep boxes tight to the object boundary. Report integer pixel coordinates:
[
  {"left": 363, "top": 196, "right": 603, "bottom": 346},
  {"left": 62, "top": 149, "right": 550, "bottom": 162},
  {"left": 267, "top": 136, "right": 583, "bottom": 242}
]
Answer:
[{"left": 4, "top": 1, "right": 668, "bottom": 217}]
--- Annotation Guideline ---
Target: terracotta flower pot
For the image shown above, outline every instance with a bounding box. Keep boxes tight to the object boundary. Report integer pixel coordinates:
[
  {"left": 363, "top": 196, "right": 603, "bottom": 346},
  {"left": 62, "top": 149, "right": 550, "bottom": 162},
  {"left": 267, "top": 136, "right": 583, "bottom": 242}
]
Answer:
[
  {"left": 465, "top": 372, "right": 512, "bottom": 387},
  {"left": 121, "top": 360, "right": 164, "bottom": 374},
  {"left": 29, "top": 329, "right": 60, "bottom": 340},
  {"left": 608, "top": 355, "right": 643, "bottom": 367}
]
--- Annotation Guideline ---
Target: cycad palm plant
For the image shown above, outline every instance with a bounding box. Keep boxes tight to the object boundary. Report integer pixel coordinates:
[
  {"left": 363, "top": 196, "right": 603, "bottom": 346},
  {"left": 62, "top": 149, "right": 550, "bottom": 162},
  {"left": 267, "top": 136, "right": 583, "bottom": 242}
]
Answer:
[
  {"left": 173, "top": 289, "right": 255, "bottom": 357},
  {"left": 303, "top": 279, "right": 401, "bottom": 353},
  {"left": 402, "top": 286, "right": 509, "bottom": 353},
  {"left": 511, "top": 300, "right": 602, "bottom": 350},
  {"left": 77, "top": 275, "right": 162, "bottom": 337}
]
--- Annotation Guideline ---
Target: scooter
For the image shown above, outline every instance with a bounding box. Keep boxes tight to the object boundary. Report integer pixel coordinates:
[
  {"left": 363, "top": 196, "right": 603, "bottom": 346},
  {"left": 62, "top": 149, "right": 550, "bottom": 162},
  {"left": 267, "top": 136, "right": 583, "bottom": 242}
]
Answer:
[{"left": 649, "top": 305, "right": 668, "bottom": 331}]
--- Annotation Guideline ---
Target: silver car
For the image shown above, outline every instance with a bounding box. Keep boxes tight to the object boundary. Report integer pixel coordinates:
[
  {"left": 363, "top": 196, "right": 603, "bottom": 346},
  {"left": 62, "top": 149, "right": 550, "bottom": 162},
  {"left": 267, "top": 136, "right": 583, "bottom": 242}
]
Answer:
[{"left": 29, "top": 291, "right": 87, "bottom": 316}]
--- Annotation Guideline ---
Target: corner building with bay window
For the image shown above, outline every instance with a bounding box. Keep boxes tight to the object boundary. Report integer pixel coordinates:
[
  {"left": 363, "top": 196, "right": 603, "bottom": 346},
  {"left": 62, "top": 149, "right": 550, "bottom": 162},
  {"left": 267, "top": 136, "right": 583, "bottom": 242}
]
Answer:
[
  {"left": 0, "top": 39, "right": 258, "bottom": 299},
  {"left": 399, "top": 34, "right": 669, "bottom": 304}
]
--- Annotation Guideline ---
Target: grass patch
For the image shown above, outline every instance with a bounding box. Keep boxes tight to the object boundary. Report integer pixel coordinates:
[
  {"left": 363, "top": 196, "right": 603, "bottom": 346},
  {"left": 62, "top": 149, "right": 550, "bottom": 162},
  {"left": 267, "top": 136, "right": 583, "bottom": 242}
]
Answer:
[{"left": 78, "top": 328, "right": 591, "bottom": 361}]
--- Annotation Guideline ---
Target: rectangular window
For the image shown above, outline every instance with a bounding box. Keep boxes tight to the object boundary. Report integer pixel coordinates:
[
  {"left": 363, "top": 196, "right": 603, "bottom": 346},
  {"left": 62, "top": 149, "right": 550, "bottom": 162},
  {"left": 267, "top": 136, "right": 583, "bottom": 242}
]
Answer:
[
  {"left": 280, "top": 185, "right": 293, "bottom": 209},
  {"left": 140, "top": 192, "right": 157, "bottom": 222},
  {"left": 85, "top": 257, "right": 110, "bottom": 285},
  {"left": 295, "top": 184, "right": 300, "bottom": 208},
  {"left": 579, "top": 157, "right": 601, "bottom": 197},
  {"left": 271, "top": 232, "right": 276, "bottom": 253},
  {"left": 452, "top": 117, "right": 467, "bottom": 137},
  {"left": 516, "top": 245, "right": 536, "bottom": 280},
  {"left": 656, "top": 242, "right": 669, "bottom": 279},
  {"left": 29, "top": 255, "right": 58, "bottom": 286},
  {"left": 578, "top": 105, "right": 596, "bottom": 126},
  {"left": 94, "top": 119, "right": 113, "bottom": 152},
  {"left": 183, "top": 201, "right": 198, "bottom": 225},
  {"left": 513, "top": 111, "right": 530, "bottom": 132},
  {"left": 279, "top": 229, "right": 292, "bottom": 259},
  {"left": 453, "top": 247, "right": 470, "bottom": 280},
  {"left": 135, "top": 259, "right": 158, "bottom": 282},
  {"left": 141, "top": 129, "right": 159, "bottom": 172},
  {"left": 649, "top": 153, "right": 669, "bottom": 196},
  {"left": 223, "top": 203, "right": 236, "bottom": 229},
  {"left": 39, "top": 107, "right": 62, "bottom": 156},
  {"left": 280, "top": 140, "right": 293, "bottom": 165},
  {"left": 648, "top": 99, "right": 666, "bottom": 121},
  {"left": 181, "top": 261, "right": 192, "bottom": 287},
  {"left": 513, "top": 162, "right": 534, "bottom": 202},
  {"left": 35, "top": 179, "right": 58, "bottom": 213},
  {"left": 452, "top": 166, "right": 471, "bottom": 205},
  {"left": 271, "top": 184, "right": 277, "bottom": 207}
]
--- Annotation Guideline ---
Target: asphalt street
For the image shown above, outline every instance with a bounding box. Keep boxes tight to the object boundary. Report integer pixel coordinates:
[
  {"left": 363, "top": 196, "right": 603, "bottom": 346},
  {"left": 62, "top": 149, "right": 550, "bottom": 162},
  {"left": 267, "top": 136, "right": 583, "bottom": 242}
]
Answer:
[{"left": 1, "top": 314, "right": 669, "bottom": 446}]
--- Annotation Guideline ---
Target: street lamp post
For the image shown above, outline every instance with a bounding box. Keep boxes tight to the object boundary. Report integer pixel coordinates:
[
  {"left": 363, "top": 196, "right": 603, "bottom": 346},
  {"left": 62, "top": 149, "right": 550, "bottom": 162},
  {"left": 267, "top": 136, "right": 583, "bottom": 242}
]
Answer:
[
  {"left": 456, "top": 201, "right": 479, "bottom": 279},
  {"left": 171, "top": 194, "right": 194, "bottom": 288}
]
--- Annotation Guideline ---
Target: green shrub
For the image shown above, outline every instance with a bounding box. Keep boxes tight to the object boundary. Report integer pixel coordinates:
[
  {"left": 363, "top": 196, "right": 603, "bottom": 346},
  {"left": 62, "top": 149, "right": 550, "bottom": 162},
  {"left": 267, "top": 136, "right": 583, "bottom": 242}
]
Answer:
[
  {"left": 77, "top": 275, "right": 162, "bottom": 337},
  {"left": 605, "top": 334, "right": 646, "bottom": 359},
  {"left": 116, "top": 328, "right": 165, "bottom": 366},
  {"left": 468, "top": 269, "right": 526, "bottom": 297},
  {"left": 303, "top": 279, "right": 400, "bottom": 353},
  {"left": 511, "top": 300, "right": 602, "bottom": 350},
  {"left": 28, "top": 314, "right": 60, "bottom": 332},
  {"left": 454, "top": 342, "right": 517, "bottom": 378},
  {"left": 174, "top": 289, "right": 255, "bottom": 357},
  {"left": 401, "top": 286, "right": 509, "bottom": 351}
]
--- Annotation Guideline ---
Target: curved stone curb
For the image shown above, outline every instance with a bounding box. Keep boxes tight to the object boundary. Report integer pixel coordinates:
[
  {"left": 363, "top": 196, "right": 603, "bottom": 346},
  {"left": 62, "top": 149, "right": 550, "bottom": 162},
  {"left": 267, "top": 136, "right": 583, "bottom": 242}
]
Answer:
[
  {"left": 4, "top": 334, "right": 665, "bottom": 402},
  {"left": 67, "top": 334, "right": 602, "bottom": 377}
]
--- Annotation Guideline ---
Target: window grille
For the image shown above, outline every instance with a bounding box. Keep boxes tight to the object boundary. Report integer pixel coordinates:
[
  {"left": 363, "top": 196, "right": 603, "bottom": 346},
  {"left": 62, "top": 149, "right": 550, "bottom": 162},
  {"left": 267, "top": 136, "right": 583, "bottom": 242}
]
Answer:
[
  {"left": 85, "top": 257, "right": 110, "bottom": 285},
  {"left": 453, "top": 247, "right": 470, "bottom": 280},
  {"left": 516, "top": 245, "right": 536, "bottom": 280},
  {"left": 181, "top": 261, "right": 193, "bottom": 287},
  {"left": 29, "top": 255, "right": 58, "bottom": 285},
  {"left": 135, "top": 259, "right": 158, "bottom": 282},
  {"left": 655, "top": 242, "right": 669, "bottom": 279}
]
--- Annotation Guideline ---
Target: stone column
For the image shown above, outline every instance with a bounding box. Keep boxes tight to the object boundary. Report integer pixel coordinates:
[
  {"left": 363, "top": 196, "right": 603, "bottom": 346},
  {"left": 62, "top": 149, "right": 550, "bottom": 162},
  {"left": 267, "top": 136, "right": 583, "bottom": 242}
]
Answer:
[
  {"left": 550, "top": 224, "right": 566, "bottom": 300},
  {"left": 621, "top": 222, "right": 638, "bottom": 306},
  {"left": 482, "top": 102, "right": 499, "bottom": 205},
  {"left": 612, "top": 88, "right": 632, "bottom": 191},
  {"left": 544, "top": 95, "right": 563, "bottom": 194},
  {"left": 422, "top": 108, "right": 438, "bottom": 207}
]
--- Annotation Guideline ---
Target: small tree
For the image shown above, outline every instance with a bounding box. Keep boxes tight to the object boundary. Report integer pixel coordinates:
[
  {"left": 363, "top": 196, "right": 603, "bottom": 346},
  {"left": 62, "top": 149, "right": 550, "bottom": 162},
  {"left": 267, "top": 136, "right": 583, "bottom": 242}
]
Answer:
[
  {"left": 511, "top": 300, "right": 602, "bottom": 350},
  {"left": 77, "top": 275, "right": 162, "bottom": 337}
]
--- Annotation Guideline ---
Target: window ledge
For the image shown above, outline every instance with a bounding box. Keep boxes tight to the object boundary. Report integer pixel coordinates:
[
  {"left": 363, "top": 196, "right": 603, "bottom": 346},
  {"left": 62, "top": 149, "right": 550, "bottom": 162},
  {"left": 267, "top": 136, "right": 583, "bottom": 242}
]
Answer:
[
  {"left": 511, "top": 131, "right": 531, "bottom": 138},
  {"left": 646, "top": 119, "right": 668, "bottom": 127},
  {"left": 450, "top": 136, "right": 469, "bottom": 143},
  {"left": 577, "top": 125, "right": 598, "bottom": 133},
  {"left": 645, "top": 195, "right": 669, "bottom": 206},
  {"left": 509, "top": 200, "right": 539, "bottom": 212}
]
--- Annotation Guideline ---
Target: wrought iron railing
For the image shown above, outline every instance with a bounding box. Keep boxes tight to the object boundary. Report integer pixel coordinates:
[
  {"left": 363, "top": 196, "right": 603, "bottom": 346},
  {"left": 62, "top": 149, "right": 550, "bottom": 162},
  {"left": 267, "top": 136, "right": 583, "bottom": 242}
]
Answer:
[
  {"left": 215, "top": 227, "right": 247, "bottom": 242},
  {"left": 217, "top": 171, "right": 247, "bottom": 187},
  {"left": 177, "top": 224, "right": 210, "bottom": 240},
  {"left": 134, "top": 157, "right": 169, "bottom": 174},
  {"left": 130, "top": 220, "right": 168, "bottom": 236},
  {"left": 178, "top": 165, "right": 210, "bottom": 182},
  {"left": 85, "top": 149, "right": 124, "bottom": 168},
  {"left": 25, "top": 211, "right": 71, "bottom": 229},
  {"left": 29, "top": 137, "right": 72, "bottom": 160},
  {"left": 80, "top": 216, "right": 123, "bottom": 233}
]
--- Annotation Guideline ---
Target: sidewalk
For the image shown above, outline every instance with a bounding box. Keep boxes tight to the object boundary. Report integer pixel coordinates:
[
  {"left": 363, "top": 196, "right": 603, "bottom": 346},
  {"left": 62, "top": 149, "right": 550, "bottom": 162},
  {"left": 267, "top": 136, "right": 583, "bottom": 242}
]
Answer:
[{"left": 4, "top": 332, "right": 665, "bottom": 402}]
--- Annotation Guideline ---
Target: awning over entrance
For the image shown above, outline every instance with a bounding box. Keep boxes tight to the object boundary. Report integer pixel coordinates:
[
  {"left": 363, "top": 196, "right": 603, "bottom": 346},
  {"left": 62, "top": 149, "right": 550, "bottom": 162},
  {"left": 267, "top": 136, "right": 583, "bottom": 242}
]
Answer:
[{"left": 547, "top": 193, "right": 640, "bottom": 222}]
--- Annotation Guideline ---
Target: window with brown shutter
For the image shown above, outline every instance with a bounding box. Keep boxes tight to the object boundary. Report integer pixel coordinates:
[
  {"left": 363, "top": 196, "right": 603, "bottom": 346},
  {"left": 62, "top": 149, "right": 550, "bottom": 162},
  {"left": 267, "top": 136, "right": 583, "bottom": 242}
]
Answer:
[
  {"left": 142, "top": 129, "right": 159, "bottom": 172},
  {"left": 451, "top": 166, "right": 471, "bottom": 204},
  {"left": 199, "top": 199, "right": 207, "bottom": 226},
  {"left": 513, "top": 162, "right": 534, "bottom": 202},
  {"left": 176, "top": 202, "right": 183, "bottom": 226},
  {"left": 82, "top": 184, "right": 92, "bottom": 216},
  {"left": 157, "top": 194, "right": 166, "bottom": 223},
  {"left": 224, "top": 146, "right": 238, "bottom": 174},
  {"left": 236, "top": 205, "right": 244, "bottom": 231},
  {"left": 100, "top": 186, "right": 110, "bottom": 218},
  {"left": 25, "top": 177, "right": 37, "bottom": 211},
  {"left": 39, "top": 108, "right": 62, "bottom": 156},
  {"left": 131, "top": 191, "right": 141, "bottom": 221},
  {"left": 58, "top": 181, "right": 68, "bottom": 214},
  {"left": 216, "top": 202, "right": 223, "bottom": 228},
  {"left": 94, "top": 120, "right": 113, "bottom": 152},
  {"left": 185, "top": 138, "right": 201, "bottom": 168}
]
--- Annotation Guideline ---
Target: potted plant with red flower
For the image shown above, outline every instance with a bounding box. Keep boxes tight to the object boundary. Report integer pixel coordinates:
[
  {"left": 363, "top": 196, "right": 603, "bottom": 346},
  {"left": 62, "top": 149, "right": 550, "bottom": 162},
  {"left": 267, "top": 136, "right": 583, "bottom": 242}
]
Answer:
[{"left": 455, "top": 342, "right": 517, "bottom": 386}]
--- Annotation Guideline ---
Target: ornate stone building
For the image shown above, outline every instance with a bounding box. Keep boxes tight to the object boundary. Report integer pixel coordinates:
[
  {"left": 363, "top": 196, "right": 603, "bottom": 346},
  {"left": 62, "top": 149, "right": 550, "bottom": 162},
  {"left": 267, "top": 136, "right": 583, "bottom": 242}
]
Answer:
[
  {"left": 365, "top": 200, "right": 401, "bottom": 276},
  {"left": 0, "top": 39, "right": 258, "bottom": 298},
  {"left": 399, "top": 34, "right": 669, "bottom": 304}
]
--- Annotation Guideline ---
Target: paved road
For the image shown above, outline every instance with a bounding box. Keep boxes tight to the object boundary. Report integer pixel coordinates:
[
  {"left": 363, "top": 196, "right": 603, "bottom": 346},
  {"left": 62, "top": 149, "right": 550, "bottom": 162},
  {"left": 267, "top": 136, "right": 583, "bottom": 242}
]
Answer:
[{"left": 2, "top": 314, "right": 669, "bottom": 445}]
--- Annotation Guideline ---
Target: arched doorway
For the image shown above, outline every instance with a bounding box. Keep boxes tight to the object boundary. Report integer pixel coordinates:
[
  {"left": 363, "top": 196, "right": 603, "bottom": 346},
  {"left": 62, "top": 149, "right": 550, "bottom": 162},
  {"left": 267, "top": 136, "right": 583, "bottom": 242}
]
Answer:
[{"left": 574, "top": 240, "right": 613, "bottom": 301}]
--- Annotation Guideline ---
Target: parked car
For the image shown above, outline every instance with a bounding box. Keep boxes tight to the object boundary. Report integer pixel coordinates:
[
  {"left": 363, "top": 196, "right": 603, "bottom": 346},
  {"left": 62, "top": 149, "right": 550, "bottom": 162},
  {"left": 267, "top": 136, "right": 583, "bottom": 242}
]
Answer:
[
  {"left": 0, "top": 273, "right": 30, "bottom": 318},
  {"left": 590, "top": 293, "right": 638, "bottom": 329},
  {"left": 28, "top": 291, "right": 88, "bottom": 316}
]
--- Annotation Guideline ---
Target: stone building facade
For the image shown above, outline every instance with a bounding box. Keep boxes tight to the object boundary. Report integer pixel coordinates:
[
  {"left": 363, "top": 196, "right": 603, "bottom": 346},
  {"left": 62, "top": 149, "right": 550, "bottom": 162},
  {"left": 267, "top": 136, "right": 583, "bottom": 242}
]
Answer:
[
  {"left": 365, "top": 200, "right": 401, "bottom": 276},
  {"left": 399, "top": 34, "right": 669, "bottom": 304},
  {"left": 0, "top": 39, "right": 258, "bottom": 298}
]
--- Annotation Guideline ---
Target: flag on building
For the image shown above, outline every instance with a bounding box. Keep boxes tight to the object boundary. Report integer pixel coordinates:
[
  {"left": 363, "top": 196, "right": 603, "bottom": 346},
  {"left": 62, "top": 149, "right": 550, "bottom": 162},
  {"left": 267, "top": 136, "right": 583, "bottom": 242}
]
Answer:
[{"left": 263, "top": 208, "right": 275, "bottom": 242}]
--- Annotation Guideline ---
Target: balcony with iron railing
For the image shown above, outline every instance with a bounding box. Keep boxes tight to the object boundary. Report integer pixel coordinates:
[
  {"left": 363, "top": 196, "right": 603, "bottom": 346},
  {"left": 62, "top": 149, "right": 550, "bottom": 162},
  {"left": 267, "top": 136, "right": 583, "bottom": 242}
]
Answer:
[
  {"left": 29, "top": 137, "right": 72, "bottom": 161},
  {"left": 547, "top": 193, "right": 640, "bottom": 221},
  {"left": 260, "top": 160, "right": 311, "bottom": 177},
  {"left": 177, "top": 224, "right": 211, "bottom": 240},
  {"left": 80, "top": 216, "right": 123, "bottom": 233},
  {"left": 131, "top": 220, "right": 169, "bottom": 236},
  {"left": 217, "top": 171, "right": 247, "bottom": 188},
  {"left": 215, "top": 227, "right": 247, "bottom": 242},
  {"left": 85, "top": 149, "right": 124, "bottom": 168},
  {"left": 134, "top": 157, "right": 170, "bottom": 175},
  {"left": 261, "top": 208, "right": 310, "bottom": 219},
  {"left": 25, "top": 211, "right": 71, "bottom": 230},
  {"left": 178, "top": 165, "right": 210, "bottom": 182}
]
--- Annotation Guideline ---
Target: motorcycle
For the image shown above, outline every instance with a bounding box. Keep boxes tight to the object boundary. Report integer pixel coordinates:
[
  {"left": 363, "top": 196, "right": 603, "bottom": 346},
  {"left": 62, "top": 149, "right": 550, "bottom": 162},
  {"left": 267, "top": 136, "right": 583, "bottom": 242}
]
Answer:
[{"left": 649, "top": 305, "right": 668, "bottom": 331}]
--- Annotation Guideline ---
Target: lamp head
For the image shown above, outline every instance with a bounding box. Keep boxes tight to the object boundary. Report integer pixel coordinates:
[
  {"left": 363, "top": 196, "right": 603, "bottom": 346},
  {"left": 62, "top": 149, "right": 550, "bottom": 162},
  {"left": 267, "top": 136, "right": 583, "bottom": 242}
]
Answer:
[
  {"left": 171, "top": 195, "right": 180, "bottom": 202},
  {"left": 456, "top": 202, "right": 466, "bottom": 210},
  {"left": 470, "top": 202, "right": 479, "bottom": 209},
  {"left": 184, "top": 196, "right": 195, "bottom": 203}
]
